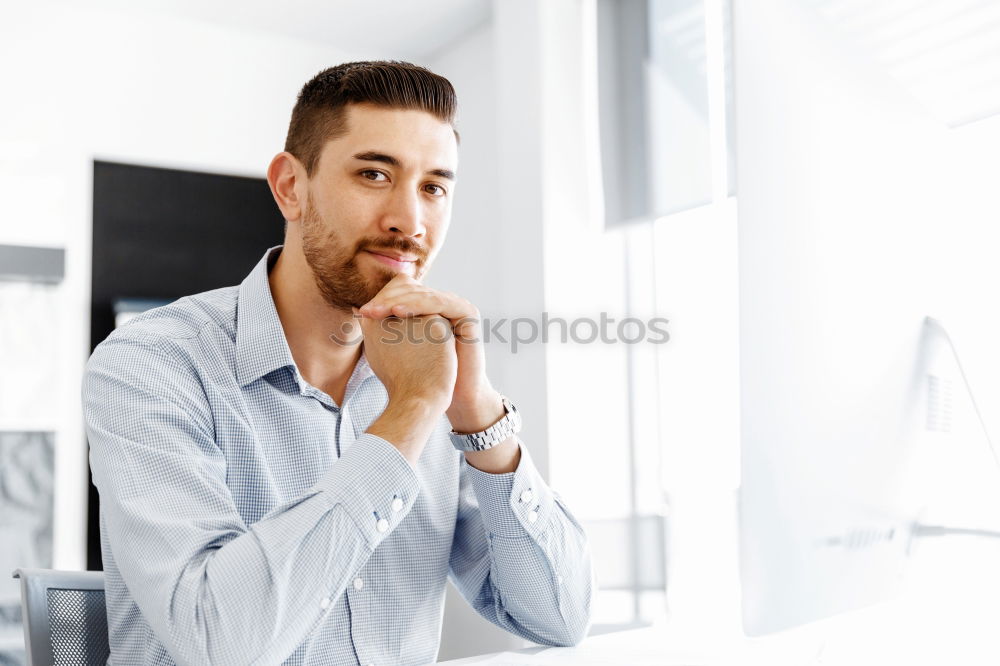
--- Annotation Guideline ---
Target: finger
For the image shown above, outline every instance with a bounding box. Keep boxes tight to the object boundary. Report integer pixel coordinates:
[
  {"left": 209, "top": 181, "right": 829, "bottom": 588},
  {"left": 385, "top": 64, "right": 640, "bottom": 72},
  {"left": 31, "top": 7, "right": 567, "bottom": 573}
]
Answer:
[
  {"left": 373, "top": 273, "right": 421, "bottom": 297},
  {"left": 388, "top": 296, "right": 481, "bottom": 342},
  {"left": 360, "top": 289, "right": 435, "bottom": 317},
  {"left": 369, "top": 290, "right": 476, "bottom": 323},
  {"left": 361, "top": 281, "right": 432, "bottom": 314},
  {"left": 363, "top": 288, "right": 444, "bottom": 317}
]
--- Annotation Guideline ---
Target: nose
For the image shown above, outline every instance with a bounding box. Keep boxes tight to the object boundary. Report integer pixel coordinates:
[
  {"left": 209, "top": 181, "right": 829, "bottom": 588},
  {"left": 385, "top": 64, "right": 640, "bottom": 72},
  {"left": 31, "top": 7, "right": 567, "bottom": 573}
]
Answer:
[{"left": 380, "top": 185, "right": 425, "bottom": 238}]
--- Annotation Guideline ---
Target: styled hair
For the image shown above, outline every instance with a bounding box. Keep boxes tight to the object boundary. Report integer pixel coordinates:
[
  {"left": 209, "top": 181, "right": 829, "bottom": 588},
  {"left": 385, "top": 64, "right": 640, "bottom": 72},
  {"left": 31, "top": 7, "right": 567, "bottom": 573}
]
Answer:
[{"left": 284, "top": 61, "right": 459, "bottom": 177}]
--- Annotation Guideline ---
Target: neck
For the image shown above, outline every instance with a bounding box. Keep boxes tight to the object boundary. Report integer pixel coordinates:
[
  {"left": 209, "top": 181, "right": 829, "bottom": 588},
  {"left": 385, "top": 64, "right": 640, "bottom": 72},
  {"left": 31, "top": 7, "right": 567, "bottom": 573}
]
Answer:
[{"left": 268, "top": 234, "right": 362, "bottom": 404}]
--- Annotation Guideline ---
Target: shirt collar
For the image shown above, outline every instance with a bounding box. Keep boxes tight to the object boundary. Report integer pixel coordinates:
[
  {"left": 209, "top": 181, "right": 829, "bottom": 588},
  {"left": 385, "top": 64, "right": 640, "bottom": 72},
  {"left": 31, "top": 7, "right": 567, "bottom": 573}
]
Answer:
[
  {"left": 235, "top": 245, "right": 376, "bottom": 395},
  {"left": 235, "top": 245, "right": 296, "bottom": 387}
]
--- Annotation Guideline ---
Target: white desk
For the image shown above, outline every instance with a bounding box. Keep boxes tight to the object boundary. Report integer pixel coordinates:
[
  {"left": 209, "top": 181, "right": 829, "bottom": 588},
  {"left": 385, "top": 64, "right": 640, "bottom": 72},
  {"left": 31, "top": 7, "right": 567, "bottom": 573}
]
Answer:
[
  {"left": 438, "top": 587, "right": 1000, "bottom": 666},
  {"left": 437, "top": 626, "right": 702, "bottom": 665},
  {"left": 436, "top": 624, "right": 810, "bottom": 666}
]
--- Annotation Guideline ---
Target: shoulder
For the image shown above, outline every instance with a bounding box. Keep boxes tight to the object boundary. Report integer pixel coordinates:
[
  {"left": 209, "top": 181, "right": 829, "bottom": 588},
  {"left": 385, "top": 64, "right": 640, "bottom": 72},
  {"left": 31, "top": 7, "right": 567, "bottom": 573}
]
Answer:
[
  {"left": 86, "top": 285, "right": 240, "bottom": 397},
  {"left": 111, "top": 285, "right": 239, "bottom": 344}
]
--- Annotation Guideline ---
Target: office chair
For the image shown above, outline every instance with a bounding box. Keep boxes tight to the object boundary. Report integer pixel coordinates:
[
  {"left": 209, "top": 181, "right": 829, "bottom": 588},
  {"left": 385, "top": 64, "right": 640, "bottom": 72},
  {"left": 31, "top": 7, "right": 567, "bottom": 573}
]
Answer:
[{"left": 11, "top": 568, "right": 110, "bottom": 666}]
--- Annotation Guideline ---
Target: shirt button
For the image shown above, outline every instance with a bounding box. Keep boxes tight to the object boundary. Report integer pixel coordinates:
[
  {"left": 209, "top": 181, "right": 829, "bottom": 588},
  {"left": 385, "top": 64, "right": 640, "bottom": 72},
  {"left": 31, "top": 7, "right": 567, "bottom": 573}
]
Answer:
[
  {"left": 353, "top": 577, "right": 364, "bottom": 591},
  {"left": 320, "top": 597, "right": 331, "bottom": 609},
  {"left": 519, "top": 490, "right": 534, "bottom": 503},
  {"left": 528, "top": 510, "right": 538, "bottom": 524},
  {"left": 391, "top": 497, "right": 404, "bottom": 512},
  {"left": 557, "top": 575, "right": 564, "bottom": 585},
  {"left": 376, "top": 518, "right": 390, "bottom": 533}
]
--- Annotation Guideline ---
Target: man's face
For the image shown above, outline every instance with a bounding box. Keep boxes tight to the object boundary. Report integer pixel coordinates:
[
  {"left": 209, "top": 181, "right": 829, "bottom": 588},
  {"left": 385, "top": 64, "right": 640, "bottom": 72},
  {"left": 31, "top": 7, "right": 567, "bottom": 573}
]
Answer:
[{"left": 297, "top": 103, "right": 458, "bottom": 311}]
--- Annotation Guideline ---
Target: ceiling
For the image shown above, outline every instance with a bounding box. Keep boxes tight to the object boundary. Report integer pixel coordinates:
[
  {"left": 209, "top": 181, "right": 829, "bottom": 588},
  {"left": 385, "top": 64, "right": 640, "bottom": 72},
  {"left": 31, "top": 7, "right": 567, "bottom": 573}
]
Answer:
[
  {"left": 809, "top": 0, "right": 1000, "bottom": 127},
  {"left": 647, "top": 0, "right": 1000, "bottom": 129},
  {"left": 69, "top": 0, "right": 492, "bottom": 61}
]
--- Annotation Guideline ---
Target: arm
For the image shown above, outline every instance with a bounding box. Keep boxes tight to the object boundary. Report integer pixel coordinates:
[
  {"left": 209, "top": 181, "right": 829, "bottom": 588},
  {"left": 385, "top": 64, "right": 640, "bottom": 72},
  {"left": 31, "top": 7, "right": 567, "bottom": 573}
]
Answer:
[
  {"left": 448, "top": 439, "right": 594, "bottom": 647},
  {"left": 359, "top": 278, "right": 594, "bottom": 643},
  {"left": 84, "top": 337, "right": 421, "bottom": 666}
]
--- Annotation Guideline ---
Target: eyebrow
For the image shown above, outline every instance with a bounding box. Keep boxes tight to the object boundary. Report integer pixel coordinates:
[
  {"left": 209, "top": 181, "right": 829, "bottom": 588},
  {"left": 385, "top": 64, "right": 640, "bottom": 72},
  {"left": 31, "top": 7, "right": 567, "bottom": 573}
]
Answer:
[{"left": 352, "top": 151, "right": 455, "bottom": 181}]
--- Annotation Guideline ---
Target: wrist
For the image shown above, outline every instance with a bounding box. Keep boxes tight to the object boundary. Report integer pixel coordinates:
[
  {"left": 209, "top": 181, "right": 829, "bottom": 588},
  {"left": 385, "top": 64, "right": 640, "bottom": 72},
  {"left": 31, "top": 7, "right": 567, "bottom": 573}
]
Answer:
[
  {"left": 464, "top": 436, "right": 521, "bottom": 474},
  {"left": 447, "top": 388, "right": 503, "bottom": 434},
  {"left": 388, "top": 391, "right": 450, "bottom": 417},
  {"left": 368, "top": 396, "right": 447, "bottom": 466}
]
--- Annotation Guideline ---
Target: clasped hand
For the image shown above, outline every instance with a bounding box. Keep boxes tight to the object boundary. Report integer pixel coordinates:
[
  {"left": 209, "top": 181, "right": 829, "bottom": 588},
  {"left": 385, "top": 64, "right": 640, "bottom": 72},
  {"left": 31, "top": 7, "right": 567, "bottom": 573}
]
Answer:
[{"left": 354, "top": 275, "right": 501, "bottom": 433}]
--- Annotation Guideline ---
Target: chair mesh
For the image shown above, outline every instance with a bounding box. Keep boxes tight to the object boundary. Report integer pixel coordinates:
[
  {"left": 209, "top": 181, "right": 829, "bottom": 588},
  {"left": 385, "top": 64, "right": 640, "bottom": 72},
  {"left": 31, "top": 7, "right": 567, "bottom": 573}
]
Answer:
[{"left": 46, "top": 588, "right": 110, "bottom": 665}]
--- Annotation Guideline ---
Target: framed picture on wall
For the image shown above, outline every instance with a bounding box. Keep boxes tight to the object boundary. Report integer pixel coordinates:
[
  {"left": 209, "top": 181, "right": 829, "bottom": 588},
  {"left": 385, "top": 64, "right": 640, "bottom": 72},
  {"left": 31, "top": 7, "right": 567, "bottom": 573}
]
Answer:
[{"left": 0, "top": 430, "right": 55, "bottom": 665}]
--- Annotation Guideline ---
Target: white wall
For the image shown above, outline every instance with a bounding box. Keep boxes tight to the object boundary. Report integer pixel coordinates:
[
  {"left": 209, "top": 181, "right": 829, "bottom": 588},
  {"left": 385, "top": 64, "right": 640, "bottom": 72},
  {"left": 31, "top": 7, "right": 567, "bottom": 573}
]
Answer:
[{"left": 0, "top": 1, "right": 366, "bottom": 570}]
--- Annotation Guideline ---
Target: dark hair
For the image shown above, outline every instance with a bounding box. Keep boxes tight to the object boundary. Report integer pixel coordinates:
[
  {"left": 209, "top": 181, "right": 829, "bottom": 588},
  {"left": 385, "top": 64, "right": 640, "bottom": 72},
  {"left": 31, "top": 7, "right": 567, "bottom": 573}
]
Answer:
[{"left": 284, "top": 61, "right": 458, "bottom": 177}]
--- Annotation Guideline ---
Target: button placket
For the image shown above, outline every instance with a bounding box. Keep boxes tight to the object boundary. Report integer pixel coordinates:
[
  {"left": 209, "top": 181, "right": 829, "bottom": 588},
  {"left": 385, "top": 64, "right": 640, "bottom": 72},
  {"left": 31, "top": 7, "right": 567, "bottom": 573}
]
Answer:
[{"left": 338, "top": 404, "right": 357, "bottom": 457}]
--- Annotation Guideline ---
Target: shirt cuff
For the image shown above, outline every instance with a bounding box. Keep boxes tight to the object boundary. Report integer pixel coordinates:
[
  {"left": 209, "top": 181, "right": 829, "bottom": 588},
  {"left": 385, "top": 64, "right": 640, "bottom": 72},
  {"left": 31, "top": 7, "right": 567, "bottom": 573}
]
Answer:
[
  {"left": 315, "top": 432, "right": 421, "bottom": 550},
  {"left": 463, "top": 440, "right": 554, "bottom": 539}
]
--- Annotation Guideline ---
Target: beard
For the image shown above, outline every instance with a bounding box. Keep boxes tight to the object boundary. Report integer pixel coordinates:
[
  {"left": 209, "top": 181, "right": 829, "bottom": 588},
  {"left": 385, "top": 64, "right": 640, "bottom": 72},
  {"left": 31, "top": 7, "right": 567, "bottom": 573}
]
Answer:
[{"left": 299, "top": 192, "right": 428, "bottom": 311}]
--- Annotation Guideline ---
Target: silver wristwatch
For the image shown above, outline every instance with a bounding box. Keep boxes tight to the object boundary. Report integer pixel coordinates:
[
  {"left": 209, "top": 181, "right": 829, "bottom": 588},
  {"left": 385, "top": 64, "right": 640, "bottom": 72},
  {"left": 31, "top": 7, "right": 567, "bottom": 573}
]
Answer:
[{"left": 449, "top": 395, "right": 522, "bottom": 452}]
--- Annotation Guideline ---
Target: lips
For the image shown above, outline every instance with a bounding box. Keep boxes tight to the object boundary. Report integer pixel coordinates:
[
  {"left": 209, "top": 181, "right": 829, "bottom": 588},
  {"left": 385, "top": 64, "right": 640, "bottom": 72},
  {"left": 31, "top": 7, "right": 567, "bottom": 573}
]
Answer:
[
  {"left": 367, "top": 250, "right": 418, "bottom": 262},
  {"left": 363, "top": 249, "right": 419, "bottom": 271}
]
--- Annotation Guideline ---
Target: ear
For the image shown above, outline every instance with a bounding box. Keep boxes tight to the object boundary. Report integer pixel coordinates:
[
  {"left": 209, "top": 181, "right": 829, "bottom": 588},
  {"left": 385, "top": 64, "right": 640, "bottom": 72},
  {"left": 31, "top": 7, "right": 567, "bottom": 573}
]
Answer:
[{"left": 266, "top": 152, "right": 306, "bottom": 223}]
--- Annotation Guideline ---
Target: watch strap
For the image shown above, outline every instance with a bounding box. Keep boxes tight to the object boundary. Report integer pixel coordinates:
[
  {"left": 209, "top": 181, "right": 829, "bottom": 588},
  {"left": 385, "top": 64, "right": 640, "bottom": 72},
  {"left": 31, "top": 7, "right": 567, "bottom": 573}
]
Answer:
[{"left": 449, "top": 395, "right": 522, "bottom": 452}]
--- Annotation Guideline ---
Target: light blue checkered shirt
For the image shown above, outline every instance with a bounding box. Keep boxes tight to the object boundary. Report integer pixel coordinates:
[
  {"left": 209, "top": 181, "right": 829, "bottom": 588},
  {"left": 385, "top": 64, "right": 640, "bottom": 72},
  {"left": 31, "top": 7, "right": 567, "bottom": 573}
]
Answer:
[{"left": 83, "top": 246, "right": 593, "bottom": 666}]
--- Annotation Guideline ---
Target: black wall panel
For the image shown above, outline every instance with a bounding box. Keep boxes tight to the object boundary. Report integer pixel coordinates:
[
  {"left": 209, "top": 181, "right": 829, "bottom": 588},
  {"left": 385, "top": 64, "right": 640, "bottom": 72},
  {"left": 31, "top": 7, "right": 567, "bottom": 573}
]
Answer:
[{"left": 88, "top": 160, "right": 284, "bottom": 569}]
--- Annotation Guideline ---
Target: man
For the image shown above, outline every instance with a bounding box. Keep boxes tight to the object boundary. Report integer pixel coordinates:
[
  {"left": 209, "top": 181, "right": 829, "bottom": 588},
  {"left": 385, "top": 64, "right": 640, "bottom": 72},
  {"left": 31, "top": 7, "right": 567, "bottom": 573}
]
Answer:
[{"left": 84, "top": 61, "right": 593, "bottom": 665}]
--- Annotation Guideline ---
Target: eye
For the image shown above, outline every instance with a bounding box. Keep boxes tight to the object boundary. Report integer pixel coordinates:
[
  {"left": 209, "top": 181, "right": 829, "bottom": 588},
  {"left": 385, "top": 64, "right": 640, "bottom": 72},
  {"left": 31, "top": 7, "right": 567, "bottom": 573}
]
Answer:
[
  {"left": 360, "top": 169, "right": 388, "bottom": 182},
  {"left": 424, "top": 183, "right": 447, "bottom": 196}
]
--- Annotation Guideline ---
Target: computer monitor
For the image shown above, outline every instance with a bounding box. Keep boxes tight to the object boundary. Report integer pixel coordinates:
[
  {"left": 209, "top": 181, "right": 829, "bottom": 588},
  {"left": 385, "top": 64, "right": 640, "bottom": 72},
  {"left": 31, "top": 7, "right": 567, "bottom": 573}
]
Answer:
[
  {"left": 113, "top": 298, "right": 176, "bottom": 328},
  {"left": 739, "top": 313, "right": 998, "bottom": 635},
  {"left": 734, "top": 0, "right": 1000, "bottom": 637}
]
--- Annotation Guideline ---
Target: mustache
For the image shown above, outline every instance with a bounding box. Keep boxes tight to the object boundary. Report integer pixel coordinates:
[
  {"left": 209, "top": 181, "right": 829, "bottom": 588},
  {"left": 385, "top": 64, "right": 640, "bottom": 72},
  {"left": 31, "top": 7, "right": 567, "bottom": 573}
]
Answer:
[{"left": 356, "top": 237, "right": 428, "bottom": 262}]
